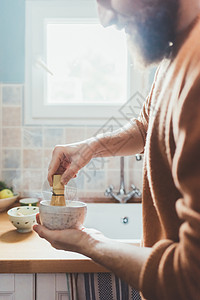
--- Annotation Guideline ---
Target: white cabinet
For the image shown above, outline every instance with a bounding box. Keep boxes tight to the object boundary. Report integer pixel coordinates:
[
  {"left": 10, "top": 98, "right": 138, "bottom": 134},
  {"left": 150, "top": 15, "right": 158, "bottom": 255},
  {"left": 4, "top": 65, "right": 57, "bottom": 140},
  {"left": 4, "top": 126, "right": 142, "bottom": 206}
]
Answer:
[
  {"left": 36, "top": 274, "right": 69, "bottom": 300},
  {"left": 0, "top": 274, "right": 69, "bottom": 300},
  {"left": 0, "top": 274, "right": 35, "bottom": 300}
]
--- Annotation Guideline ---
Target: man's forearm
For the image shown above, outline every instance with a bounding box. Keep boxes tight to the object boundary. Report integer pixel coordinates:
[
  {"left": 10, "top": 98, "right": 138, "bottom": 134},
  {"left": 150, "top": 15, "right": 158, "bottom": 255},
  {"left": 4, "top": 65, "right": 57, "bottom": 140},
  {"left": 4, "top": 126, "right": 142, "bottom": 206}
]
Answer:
[
  {"left": 89, "top": 120, "right": 145, "bottom": 158},
  {"left": 34, "top": 224, "right": 151, "bottom": 291},
  {"left": 83, "top": 238, "right": 152, "bottom": 291}
]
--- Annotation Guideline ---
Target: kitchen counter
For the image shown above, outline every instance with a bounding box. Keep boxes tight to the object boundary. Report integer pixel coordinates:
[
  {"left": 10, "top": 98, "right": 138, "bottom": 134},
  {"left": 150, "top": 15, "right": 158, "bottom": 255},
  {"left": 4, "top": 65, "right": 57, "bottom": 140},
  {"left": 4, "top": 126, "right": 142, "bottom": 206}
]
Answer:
[
  {"left": 0, "top": 210, "right": 109, "bottom": 274},
  {"left": 0, "top": 208, "right": 140, "bottom": 274}
]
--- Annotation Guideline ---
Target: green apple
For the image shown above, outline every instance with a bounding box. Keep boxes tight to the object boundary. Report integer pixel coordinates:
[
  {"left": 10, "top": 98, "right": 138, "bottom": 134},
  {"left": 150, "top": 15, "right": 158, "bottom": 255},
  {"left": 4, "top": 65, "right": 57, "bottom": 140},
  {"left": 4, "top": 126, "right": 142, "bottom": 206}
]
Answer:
[{"left": 0, "top": 189, "right": 14, "bottom": 199}]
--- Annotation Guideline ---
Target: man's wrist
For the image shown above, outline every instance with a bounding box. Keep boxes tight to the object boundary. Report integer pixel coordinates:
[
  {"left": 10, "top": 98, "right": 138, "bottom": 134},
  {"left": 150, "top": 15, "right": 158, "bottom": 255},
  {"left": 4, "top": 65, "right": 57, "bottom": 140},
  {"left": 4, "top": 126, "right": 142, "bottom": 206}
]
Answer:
[
  {"left": 77, "top": 230, "right": 108, "bottom": 258},
  {"left": 85, "top": 136, "right": 100, "bottom": 158}
]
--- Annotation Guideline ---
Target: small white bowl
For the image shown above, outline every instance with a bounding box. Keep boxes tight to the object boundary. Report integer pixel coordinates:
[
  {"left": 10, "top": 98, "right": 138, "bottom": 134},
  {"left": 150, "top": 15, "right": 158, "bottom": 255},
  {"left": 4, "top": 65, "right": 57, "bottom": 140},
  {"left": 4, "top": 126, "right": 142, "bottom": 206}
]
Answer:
[
  {"left": 0, "top": 193, "right": 20, "bottom": 212},
  {"left": 39, "top": 200, "right": 87, "bottom": 230},
  {"left": 7, "top": 206, "right": 39, "bottom": 233},
  {"left": 19, "top": 198, "right": 39, "bottom": 206}
]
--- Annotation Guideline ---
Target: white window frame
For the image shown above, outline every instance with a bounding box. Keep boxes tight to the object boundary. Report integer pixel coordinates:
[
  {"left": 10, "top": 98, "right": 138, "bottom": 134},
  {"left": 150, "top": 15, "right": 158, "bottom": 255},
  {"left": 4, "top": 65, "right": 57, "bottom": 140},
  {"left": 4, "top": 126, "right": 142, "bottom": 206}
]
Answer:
[{"left": 25, "top": 0, "right": 152, "bottom": 126}]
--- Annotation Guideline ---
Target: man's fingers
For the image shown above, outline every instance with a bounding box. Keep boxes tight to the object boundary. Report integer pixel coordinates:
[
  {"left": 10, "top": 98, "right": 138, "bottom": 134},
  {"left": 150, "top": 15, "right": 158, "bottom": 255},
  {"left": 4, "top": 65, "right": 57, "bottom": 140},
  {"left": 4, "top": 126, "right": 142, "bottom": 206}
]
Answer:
[
  {"left": 61, "top": 168, "right": 79, "bottom": 185},
  {"left": 36, "top": 213, "right": 41, "bottom": 225},
  {"left": 33, "top": 224, "right": 54, "bottom": 243},
  {"left": 48, "top": 161, "right": 60, "bottom": 186},
  {"left": 47, "top": 147, "right": 64, "bottom": 186}
]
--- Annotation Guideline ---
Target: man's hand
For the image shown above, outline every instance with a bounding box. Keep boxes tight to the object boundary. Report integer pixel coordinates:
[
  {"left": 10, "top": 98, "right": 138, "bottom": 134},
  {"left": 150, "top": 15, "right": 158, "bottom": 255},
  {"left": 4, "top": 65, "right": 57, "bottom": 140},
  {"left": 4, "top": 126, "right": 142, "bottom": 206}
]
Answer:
[
  {"left": 33, "top": 214, "right": 106, "bottom": 255},
  {"left": 47, "top": 120, "right": 144, "bottom": 186},
  {"left": 34, "top": 213, "right": 151, "bottom": 291},
  {"left": 48, "top": 140, "right": 95, "bottom": 186}
]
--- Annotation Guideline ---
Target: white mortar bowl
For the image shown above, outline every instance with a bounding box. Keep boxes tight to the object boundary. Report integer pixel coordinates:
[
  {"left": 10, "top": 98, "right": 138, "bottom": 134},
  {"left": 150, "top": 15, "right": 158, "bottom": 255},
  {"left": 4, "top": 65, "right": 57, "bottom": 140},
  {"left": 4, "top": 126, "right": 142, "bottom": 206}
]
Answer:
[
  {"left": 7, "top": 206, "right": 39, "bottom": 233},
  {"left": 39, "top": 200, "right": 87, "bottom": 230}
]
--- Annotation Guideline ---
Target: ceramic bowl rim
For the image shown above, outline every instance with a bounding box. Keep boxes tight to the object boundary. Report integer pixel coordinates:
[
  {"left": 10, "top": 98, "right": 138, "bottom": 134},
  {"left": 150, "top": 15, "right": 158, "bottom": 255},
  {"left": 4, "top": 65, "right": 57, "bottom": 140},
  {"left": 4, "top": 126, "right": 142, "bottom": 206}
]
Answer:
[
  {"left": 7, "top": 206, "right": 39, "bottom": 218},
  {"left": 40, "top": 200, "right": 87, "bottom": 209},
  {"left": 19, "top": 197, "right": 39, "bottom": 204}
]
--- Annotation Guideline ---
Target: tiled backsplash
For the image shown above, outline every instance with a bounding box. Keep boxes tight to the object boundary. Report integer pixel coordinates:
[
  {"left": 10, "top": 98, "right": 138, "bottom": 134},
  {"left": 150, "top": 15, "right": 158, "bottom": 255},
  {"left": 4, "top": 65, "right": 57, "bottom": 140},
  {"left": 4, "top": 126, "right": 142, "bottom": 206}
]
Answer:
[{"left": 0, "top": 84, "right": 143, "bottom": 199}]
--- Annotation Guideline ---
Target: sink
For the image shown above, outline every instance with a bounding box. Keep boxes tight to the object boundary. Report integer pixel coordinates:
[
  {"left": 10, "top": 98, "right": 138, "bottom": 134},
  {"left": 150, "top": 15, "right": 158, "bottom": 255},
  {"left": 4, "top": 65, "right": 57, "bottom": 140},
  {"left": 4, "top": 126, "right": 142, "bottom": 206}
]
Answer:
[{"left": 84, "top": 203, "right": 142, "bottom": 242}]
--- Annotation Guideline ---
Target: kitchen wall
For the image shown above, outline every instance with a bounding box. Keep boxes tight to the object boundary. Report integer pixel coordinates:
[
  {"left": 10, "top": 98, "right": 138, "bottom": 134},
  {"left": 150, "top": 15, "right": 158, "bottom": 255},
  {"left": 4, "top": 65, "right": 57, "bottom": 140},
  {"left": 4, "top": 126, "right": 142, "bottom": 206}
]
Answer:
[
  {"left": 0, "top": 0, "right": 143, "bottom": 199},
  {"left": 0, "top": 84, "right": 143, "bottom": 198},
  {"left": 0, "top": 0, "right": 25, "bottom": 83}
]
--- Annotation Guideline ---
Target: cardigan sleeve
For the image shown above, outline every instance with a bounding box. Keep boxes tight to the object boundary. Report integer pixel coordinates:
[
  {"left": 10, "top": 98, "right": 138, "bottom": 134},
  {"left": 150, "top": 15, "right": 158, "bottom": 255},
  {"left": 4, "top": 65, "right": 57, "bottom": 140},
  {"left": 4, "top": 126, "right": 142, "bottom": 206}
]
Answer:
[
  {"left": 134, "top": 68, "right": 159, "bottom": 148},
  {"left": 139, "top": 74, "right": 200, "bottom": 300}
]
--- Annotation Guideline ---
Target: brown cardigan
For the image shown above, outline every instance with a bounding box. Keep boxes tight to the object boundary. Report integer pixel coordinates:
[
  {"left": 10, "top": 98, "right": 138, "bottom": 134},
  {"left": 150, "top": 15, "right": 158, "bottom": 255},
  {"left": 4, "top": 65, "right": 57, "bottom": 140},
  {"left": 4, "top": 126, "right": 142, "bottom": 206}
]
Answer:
[{"left": 136, "top": 15, "right": 200, "bottom": 300}]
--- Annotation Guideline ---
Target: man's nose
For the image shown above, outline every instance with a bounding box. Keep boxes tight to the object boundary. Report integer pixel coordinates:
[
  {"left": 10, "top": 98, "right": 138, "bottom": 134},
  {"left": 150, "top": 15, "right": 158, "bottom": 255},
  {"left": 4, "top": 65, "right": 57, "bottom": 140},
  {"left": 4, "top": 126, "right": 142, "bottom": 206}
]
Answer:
[{"left": 97, "top": 4, "right": 117, "bottom": 27}]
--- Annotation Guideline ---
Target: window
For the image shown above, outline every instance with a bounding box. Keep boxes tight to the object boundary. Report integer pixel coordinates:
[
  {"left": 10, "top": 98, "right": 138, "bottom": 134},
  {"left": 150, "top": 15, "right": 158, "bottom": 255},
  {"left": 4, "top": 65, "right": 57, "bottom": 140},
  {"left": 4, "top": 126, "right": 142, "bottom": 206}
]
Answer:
[
  {"left": 25, "top": 0, "right": 127, "bottom": 125},
  {"left": 46, "top": 23, "right": 127, "bottom": 105},
  {"left": 25, "top": 0, "right": 154, "bottom": 126}
]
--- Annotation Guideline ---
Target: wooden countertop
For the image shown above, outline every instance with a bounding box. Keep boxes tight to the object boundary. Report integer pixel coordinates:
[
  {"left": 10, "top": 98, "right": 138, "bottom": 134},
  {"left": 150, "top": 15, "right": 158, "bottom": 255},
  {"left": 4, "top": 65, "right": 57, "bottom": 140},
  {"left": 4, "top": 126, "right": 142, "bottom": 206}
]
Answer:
[
  {"left": 0, "top": 208, "right": 140, "bottom": 274},
  {"left": 0, "top": 210, "right": 109, "bottom": 274},
  {"left": 80, "top": 197, "right": 142, "bottom": 203}
]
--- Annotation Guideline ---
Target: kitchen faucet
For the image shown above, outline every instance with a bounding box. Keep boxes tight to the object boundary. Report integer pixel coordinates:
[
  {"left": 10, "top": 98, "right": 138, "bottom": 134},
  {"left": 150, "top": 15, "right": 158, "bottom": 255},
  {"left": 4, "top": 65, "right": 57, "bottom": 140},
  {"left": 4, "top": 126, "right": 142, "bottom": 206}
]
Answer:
[{"left": 105, "top": 156, "right": 142, "bottom": 203}]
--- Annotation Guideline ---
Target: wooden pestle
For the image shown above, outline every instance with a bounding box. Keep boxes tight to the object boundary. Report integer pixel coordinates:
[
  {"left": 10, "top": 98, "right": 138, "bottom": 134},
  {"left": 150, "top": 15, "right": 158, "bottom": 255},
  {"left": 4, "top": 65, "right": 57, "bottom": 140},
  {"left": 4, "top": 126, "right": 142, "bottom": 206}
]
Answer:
[{"left": 50, "top": 175, "right": 66, "bottom": 206}]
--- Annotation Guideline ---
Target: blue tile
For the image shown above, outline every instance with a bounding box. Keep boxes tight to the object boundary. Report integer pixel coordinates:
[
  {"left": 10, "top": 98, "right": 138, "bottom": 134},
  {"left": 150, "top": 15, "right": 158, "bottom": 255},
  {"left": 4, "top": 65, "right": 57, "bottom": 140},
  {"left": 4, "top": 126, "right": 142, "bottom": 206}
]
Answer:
[
  {"left": 84, "top": 170, "right": 106, "bottom": 190},
  {"left": 23, "top": 127, "right": 43, "bottom": 148},
  {"left": 2, "top": 149, "right": 21, "bottom": 168},
  {"left": 44, "top": 128, "right": 64, "bottom": 148},
  {"left": 2, "top": 85, "right": 22, "bottom": 105}
]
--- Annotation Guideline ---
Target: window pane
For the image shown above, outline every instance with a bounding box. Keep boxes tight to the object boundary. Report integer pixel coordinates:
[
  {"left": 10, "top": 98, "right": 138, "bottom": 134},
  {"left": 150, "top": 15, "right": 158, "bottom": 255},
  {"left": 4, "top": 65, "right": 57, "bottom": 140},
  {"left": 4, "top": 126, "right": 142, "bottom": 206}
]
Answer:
[{"left": 46, "top": 22, "right": 127, "bottom": 104}]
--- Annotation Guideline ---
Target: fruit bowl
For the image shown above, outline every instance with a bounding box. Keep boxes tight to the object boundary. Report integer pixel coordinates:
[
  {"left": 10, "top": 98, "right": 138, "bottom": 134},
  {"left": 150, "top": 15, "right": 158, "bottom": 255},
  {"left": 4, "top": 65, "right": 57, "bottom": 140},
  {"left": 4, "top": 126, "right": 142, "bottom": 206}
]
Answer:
[{"left": 0, "top": 193, "right": 20, "bottom": 212}]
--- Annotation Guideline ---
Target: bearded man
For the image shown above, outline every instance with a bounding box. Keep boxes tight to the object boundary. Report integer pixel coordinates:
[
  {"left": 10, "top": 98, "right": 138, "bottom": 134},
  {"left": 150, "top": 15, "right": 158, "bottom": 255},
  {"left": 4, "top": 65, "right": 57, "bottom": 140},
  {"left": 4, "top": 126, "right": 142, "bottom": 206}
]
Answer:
[{"left": 34, "top": 1, "right": 200, "bottom": 299}]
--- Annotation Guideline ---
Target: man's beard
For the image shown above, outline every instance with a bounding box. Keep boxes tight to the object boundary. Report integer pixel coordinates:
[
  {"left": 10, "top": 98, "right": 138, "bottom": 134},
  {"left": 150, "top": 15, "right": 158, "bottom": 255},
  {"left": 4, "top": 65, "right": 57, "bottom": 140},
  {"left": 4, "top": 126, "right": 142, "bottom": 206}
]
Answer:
[{"left": 128, "top": 0, "right": 179, "bottom": 66}]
